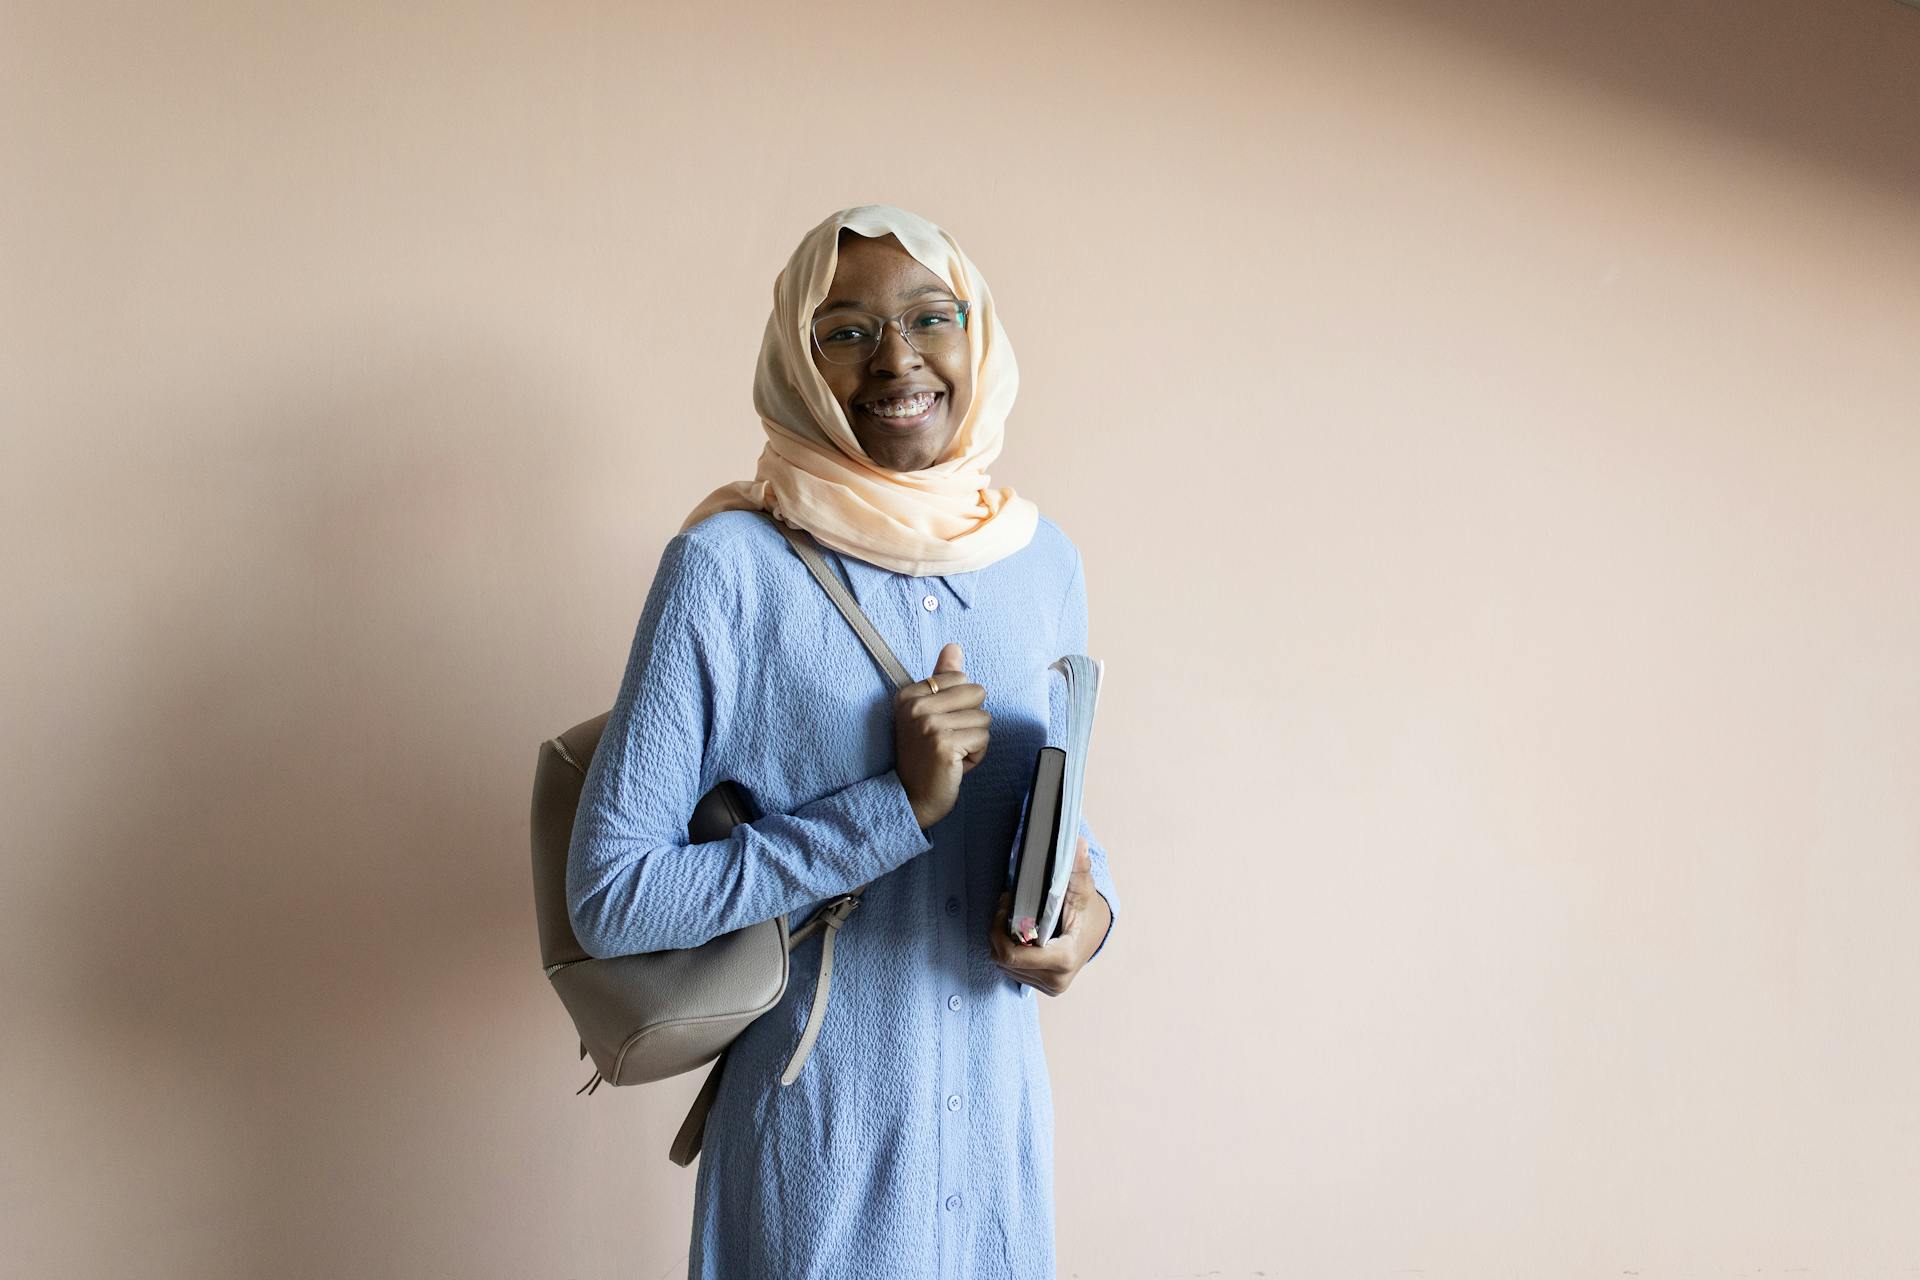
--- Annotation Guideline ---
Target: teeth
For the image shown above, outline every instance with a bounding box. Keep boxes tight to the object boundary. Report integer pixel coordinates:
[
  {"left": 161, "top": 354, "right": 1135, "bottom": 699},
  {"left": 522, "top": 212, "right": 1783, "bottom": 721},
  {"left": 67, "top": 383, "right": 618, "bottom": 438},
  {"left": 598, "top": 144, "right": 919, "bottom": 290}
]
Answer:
[{"left": 864, "top": 392, "right": 937, "bottom": 418}]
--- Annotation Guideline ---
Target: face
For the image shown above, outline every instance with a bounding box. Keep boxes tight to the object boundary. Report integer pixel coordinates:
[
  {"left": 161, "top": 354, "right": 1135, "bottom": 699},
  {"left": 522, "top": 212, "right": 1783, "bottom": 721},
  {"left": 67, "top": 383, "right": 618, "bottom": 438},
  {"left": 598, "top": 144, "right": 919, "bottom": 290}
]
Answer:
[{"left": 809, "top": 231, "right": 973, "bottom": 473}]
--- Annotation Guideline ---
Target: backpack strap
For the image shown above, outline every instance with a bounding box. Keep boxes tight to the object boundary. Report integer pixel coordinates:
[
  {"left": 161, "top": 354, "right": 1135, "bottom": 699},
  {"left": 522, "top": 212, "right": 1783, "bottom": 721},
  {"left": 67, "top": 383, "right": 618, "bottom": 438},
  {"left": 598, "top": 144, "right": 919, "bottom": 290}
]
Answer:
[
  {"left": 766, "top": 513, "right": 914, "bottom": 689},
  {"left": 668, "top": 511, "right": 917, "bottom": 1166},
  {"left": 760, "top": 512, "right": 914, "bottom": 1085}
]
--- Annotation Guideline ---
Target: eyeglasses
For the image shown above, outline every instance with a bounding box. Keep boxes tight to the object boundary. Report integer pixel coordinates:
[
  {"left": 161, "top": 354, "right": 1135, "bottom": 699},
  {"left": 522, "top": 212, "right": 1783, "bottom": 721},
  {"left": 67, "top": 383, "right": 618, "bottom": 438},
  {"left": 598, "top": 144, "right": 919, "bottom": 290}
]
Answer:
[{"left": 811, "top": 298, "right": 972, "bottom": 365}]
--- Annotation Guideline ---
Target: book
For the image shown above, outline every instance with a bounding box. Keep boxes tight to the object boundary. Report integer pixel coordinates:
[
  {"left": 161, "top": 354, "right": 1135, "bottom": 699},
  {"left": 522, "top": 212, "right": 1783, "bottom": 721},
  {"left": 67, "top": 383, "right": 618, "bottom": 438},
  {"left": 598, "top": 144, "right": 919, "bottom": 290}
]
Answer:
[{"left": 1006, "top": 654, "right": 1104, "bottom": 945}]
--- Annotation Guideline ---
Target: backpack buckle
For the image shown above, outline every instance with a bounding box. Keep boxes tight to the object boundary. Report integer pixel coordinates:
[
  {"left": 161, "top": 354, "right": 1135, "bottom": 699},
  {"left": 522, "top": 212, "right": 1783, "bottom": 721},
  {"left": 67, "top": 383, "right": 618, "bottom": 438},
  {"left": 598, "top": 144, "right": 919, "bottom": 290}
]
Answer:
[{"left": 818, "top": 895, "right": 862, "bottom": 931}]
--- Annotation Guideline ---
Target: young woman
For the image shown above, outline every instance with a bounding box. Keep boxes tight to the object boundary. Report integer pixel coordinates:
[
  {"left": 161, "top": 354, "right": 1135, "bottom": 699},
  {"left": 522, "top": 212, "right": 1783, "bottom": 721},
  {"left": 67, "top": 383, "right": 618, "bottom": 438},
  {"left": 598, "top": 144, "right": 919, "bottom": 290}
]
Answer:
[{"left": 567, "top": 204, "right": 1121, "bottom": 1280}]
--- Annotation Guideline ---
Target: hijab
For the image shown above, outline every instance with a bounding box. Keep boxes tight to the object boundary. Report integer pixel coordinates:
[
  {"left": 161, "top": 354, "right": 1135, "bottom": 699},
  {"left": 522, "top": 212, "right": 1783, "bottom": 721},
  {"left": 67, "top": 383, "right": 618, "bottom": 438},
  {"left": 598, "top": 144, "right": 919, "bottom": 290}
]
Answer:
[{"left": 678, "top": 204, "right": 1041, "bottom": 578}]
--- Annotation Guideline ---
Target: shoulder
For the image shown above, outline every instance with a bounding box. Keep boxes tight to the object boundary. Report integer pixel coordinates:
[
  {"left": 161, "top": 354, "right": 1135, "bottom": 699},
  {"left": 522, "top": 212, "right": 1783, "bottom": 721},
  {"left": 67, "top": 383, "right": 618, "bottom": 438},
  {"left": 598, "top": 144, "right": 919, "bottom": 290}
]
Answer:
[
  {"left": 1031, "top": 513, "right": 1082, "bottom": 566},
  {"left": 659, "top": 508, "right": 822, "bottom": 617},
  {"left": 675, "top": 508, "right": 784, "bottom": 567},
  {"left": 646, "top": 510, "right": 779, "bottom": 606},
  {"left": 1028, "top": 513, "right": 1086, "bottom": 589}
]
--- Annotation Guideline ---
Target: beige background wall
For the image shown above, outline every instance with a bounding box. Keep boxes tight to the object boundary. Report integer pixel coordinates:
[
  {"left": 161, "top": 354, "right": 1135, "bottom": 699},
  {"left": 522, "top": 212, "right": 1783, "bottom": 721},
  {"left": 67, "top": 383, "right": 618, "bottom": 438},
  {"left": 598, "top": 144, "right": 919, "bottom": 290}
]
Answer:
[{"left": 4, "top": 1, "right": 1917, "bottom": 1276}]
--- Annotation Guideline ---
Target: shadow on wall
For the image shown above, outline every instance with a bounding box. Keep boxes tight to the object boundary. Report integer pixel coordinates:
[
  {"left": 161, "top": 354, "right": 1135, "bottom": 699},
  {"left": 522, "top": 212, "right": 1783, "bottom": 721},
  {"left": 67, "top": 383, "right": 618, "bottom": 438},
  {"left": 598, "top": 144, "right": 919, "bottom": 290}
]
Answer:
[
  {"left": 36, "top": 348, "right": 680, "bottom": 1275},
  {"left": 1359, "top": 0, "right": 1920, "bottom": 200}
]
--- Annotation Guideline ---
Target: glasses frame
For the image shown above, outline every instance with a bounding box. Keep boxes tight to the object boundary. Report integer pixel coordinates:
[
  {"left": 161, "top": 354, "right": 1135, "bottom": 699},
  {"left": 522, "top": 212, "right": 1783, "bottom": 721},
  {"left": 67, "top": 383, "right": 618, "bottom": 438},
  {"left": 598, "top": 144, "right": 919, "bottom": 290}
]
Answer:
[{"left": 810, "top": 298, "right": 972, "bottom": 366}]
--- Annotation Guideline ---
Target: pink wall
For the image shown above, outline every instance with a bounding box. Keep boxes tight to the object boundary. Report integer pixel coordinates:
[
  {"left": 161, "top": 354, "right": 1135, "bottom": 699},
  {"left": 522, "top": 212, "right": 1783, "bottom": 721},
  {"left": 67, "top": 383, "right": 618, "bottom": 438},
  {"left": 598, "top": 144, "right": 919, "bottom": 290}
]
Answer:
[{"left": 4, "top": 0, "right": 1917, "bottom": 1275}]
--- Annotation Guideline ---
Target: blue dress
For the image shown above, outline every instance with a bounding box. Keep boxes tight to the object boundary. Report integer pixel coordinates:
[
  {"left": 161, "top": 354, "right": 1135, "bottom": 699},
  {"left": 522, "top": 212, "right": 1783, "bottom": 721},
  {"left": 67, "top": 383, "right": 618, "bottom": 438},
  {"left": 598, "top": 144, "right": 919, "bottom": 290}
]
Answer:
[{"left": 566, "top": 507, "right": 1120, "bottom": 1280}]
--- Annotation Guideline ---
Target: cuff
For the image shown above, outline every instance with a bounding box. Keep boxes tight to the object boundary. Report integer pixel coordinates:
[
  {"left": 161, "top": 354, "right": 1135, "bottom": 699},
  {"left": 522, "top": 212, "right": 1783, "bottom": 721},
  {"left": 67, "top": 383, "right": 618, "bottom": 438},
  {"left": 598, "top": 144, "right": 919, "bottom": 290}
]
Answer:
[
  {"left": 1083, "top": 833, "right": 1119, "bottom": 966},
  {"left": 833, "top": 767, "right": 936, "bottom": 880}
]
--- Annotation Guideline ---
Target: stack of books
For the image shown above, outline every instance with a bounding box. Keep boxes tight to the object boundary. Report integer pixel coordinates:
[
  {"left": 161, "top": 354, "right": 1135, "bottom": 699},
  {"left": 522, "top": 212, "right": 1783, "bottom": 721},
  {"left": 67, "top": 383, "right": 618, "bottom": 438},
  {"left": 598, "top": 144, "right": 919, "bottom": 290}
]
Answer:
[{"left": 1006, "top": 654, "right": 1104, "bottom": 945}]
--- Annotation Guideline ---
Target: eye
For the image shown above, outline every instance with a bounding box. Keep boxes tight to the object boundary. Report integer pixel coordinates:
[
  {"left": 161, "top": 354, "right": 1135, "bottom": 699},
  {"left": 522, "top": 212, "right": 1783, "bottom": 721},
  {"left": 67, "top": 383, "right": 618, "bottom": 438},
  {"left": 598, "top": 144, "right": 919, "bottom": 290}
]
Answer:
[
  {"left": 822, "top": 323, "right": 872, "bottom": 344},
  {"left": 908, "top": 300, "right": 963, "bottom": 330}
]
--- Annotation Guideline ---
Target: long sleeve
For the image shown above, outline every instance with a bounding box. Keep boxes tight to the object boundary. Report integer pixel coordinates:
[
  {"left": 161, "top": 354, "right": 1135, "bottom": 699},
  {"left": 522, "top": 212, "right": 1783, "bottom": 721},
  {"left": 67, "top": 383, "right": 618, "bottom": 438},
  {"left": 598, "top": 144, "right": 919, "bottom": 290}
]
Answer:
[
  {"left": 566, "top": 532, "right": 934, "bottom": 958},
  {"left": 1055, "top": 545, "right": 1120, "bottom": 965}
]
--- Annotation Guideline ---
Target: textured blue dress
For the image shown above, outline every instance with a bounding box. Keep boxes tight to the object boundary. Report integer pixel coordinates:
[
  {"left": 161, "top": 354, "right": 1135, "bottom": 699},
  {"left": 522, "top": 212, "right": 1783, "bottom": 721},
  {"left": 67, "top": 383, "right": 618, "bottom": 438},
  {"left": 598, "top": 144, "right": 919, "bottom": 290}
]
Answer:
[{"left": 566, "top": 507, "right": 1120, "bottom": 1280}]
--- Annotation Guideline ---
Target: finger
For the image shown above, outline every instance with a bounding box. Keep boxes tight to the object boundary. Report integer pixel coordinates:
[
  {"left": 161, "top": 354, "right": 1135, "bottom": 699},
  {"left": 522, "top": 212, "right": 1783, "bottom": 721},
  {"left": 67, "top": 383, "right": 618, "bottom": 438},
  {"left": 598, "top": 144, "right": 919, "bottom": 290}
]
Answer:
[
  {"left": 944, "top": 726, "right": 990, "bottom": 764},
  {"left": 925, "top": 681, "right": 987, "bottom": 710},
  {"left": 1003, "top": 945, "right": 1067, "bottom": 994},
  {"left": 900, "top": 679, "right": 986, "bottom": 712},
  {"left": 1054, "top": 894, "right": 1083, "bottom": 941},
  {"left": 1072, "top": 836, "right": 1093, "bottom": 886},
  {"left": 934, "top": 641, "right": 965, "bottom": 675},
  {"left": 990, "top": 898, "right": 1036, "bottom": 955},
  {"left": 989, "top": 892, "right": 1018, "bottom": 961},
  {"left": 900, "top": 672, "right": 963, "bottom": 704},
  {"left": 990, "top": 898, "right": 1021, "bottom": 948},
  {"left": 1056, "top": 837, "right": 1091, "bottom": 911},
  {"left": 993, "top": 890, "right": 1031, "bottom": 948}
]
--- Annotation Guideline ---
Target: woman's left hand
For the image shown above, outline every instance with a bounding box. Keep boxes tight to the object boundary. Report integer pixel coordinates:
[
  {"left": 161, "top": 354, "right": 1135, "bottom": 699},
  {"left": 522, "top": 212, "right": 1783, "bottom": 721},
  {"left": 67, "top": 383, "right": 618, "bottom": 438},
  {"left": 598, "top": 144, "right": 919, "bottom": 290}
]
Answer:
[{"left": 989, "top": 834, "right": 1109, "bottom": 997}]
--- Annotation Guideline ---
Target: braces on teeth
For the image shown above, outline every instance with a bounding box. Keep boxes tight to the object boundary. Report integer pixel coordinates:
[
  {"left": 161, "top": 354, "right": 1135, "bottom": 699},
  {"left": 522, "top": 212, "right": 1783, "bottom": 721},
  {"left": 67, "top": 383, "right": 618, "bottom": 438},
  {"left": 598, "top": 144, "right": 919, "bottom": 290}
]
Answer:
[{"left": 864, "top": 393, "right": 937, "bottom": 418}]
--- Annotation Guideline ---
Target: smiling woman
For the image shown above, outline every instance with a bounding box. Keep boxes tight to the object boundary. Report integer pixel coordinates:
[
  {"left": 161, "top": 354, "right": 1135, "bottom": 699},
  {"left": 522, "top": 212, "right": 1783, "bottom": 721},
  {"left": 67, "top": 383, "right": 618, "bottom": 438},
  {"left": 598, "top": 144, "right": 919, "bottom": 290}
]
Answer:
[{"left": 572, "top": 204, "right": 1121, "bottom": 1280}]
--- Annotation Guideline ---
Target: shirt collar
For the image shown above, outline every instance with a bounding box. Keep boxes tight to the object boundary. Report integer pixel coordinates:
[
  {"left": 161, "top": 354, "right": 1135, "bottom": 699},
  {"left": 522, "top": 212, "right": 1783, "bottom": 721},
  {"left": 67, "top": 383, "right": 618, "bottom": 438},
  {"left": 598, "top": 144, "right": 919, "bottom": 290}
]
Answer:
[
  {"left": 829, "top": 550, "right": 980, "bottom": 611},
  {"left": 940, "top": 571, "right": 977, "bottom": 608}
]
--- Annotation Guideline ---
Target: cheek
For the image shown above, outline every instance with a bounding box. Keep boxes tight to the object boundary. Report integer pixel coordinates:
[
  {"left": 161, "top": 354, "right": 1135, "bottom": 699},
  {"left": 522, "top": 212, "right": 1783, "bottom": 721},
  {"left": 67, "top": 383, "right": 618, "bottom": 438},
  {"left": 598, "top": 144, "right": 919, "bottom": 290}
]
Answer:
[
  {"left": 939, "top": 357, "right": 973, "bottom": 408},
  {"left": 811, "top": 358, "right": 852, "bottom": 406},
  {"left": 948, "top": 377, "right": 975, "bottom": 430}
]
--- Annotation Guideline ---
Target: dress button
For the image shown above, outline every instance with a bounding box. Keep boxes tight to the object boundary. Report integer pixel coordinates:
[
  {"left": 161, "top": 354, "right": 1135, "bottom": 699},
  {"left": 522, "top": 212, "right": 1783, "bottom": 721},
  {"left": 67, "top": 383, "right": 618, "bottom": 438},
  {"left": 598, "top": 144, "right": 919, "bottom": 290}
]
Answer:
[
  {"left": 922, "top": 593, "right": 939, "bottom": 611},
  {"left": 946, "top": 1093, "right": 963, "bottom": 1111},
  {"left": 945, "top": 1194, "right": 961, "bottom": 1212},
  {"left": 947, "top": 994, "right": 962, "bottom": 1011},
  {"left": 945, "top": 895, "right": 960, "bottom": 916}
]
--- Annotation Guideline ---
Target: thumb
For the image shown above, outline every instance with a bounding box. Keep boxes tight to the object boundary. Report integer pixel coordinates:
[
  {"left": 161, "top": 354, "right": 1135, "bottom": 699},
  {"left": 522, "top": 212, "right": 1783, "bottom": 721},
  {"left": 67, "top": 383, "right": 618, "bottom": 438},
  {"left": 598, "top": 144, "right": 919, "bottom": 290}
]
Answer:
[{"left": 933, "top": 641, "right": 965, "bottom": 676}]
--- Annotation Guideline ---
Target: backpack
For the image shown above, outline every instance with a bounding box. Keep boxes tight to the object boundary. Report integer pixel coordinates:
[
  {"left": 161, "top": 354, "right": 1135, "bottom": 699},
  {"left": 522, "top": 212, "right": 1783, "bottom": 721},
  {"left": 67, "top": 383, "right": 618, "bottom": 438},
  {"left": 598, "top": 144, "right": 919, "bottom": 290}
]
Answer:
[{"left": 529, "top": 511, "right": 913, "bottom": 1165}]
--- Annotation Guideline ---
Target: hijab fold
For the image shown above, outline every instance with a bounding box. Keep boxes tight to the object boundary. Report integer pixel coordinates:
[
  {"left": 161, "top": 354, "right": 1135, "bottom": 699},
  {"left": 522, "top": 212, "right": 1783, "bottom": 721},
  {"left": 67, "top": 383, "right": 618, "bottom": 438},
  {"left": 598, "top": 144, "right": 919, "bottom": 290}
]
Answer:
[{"left": 680, "top": 205, "right": 1040, "bottom": 578}]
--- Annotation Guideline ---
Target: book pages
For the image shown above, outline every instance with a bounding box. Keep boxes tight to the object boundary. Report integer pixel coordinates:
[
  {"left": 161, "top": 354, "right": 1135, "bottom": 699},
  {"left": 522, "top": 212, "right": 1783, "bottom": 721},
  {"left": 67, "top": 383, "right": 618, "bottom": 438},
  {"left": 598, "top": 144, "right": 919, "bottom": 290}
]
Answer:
[{"left": 1036, "top": 654, "right": 1102, "bottom": 943}]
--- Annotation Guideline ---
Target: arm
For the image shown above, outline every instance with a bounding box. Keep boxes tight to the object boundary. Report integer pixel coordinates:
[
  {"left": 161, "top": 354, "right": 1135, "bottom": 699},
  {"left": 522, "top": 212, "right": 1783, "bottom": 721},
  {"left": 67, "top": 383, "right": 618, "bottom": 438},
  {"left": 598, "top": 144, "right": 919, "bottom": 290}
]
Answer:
[
  {"left": 1045, "top": 545, "right": 1120, "bottom": 966},
  {"left": 1059, "top": 547, "right": 1119, "bottom": 965},
  {"left": 1076, "top": 820, "right": 1118, "bottom": 966},
  {"left": 566, "top": 532, "right": 933, "bottom": 958}
]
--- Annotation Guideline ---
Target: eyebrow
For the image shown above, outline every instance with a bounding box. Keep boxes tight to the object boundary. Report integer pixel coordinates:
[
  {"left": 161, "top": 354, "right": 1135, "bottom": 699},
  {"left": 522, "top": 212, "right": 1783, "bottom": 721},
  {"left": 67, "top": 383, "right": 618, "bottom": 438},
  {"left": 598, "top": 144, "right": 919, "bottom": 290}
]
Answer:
[{"left": 816, "top": 283, "right": 953, "bottom": 313}]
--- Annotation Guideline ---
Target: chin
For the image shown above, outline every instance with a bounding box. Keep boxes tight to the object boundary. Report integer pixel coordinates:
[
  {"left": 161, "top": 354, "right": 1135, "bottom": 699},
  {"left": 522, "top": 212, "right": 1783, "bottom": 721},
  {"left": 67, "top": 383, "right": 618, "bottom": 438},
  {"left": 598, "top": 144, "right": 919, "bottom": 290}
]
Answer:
[
  {"left": 851, "top": 418, "right": 947, "bottom": 469},
  {"left": 877, "top": 450, "right": 936, "bottom": 473},
  {"left": 876, "top": 439, "right": 954, "bottom": 474}
]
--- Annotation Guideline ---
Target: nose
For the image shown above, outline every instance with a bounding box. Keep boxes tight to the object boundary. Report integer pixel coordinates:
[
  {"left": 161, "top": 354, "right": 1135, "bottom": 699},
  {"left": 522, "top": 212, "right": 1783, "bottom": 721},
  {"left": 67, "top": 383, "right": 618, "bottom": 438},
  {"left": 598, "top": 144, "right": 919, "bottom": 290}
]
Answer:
[{"left": 868, "top": 319, "right": 925, "bottom": 376}]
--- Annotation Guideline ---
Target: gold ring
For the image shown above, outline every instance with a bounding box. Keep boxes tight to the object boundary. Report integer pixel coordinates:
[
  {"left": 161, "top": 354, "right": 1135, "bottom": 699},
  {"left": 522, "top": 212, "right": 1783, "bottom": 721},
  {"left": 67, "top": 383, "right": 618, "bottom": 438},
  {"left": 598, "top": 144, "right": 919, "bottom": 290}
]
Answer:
[{"left": 926, "top": 676, "right": 941, "bottom": 695}]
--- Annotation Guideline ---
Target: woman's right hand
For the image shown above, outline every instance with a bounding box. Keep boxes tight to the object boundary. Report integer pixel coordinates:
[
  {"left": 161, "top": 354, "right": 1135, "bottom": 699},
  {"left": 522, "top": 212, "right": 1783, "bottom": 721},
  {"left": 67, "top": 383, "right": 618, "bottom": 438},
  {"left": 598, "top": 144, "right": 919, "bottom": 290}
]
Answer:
[{"left": 895, "top": 641, "right": 991, "bottom": 829}]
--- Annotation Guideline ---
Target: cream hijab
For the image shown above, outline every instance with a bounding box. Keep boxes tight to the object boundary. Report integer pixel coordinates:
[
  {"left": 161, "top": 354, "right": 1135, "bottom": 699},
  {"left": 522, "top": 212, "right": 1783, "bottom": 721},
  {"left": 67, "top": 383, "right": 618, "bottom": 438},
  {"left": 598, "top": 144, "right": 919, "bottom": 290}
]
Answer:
[{"left": 679, "top": 205, "right": 1041, "bottom": 578}]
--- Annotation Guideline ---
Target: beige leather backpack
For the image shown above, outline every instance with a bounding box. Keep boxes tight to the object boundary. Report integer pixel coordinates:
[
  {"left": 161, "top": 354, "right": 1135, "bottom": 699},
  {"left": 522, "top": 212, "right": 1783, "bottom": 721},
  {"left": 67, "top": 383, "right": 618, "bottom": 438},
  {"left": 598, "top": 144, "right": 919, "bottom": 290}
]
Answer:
[{"left": 529, "top": 511, "right": 914, "bottom": 1166}]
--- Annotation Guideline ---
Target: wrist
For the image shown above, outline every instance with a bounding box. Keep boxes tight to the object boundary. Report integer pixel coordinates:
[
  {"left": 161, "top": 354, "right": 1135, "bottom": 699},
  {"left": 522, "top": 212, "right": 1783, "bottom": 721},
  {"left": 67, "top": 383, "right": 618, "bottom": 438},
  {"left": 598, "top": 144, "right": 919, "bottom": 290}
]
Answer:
[{"left": 897, "top": 774, "right": 932, "bottom": 830}]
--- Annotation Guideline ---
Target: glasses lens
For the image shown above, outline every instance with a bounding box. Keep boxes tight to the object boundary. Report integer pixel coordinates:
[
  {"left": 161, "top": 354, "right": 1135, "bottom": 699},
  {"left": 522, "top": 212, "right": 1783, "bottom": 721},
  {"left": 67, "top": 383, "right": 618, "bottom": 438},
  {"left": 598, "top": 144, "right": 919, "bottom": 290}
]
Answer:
[
  {"left": 901, "top": 300, "right": 967, "bottom": 354},
  {"left": 812, "top": 301, "right": 969, "bottom": 365},
  {"left": 813, "top": 313, "right": 880, "bottom": 364}
]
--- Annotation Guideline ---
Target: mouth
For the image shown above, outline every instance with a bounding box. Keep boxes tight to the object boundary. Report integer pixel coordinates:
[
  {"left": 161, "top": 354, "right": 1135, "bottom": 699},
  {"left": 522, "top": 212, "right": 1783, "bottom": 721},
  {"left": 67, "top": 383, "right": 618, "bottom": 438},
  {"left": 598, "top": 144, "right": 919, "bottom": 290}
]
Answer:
[{"left": 854, "top": 390, "right": 944, "bottom": 431}]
